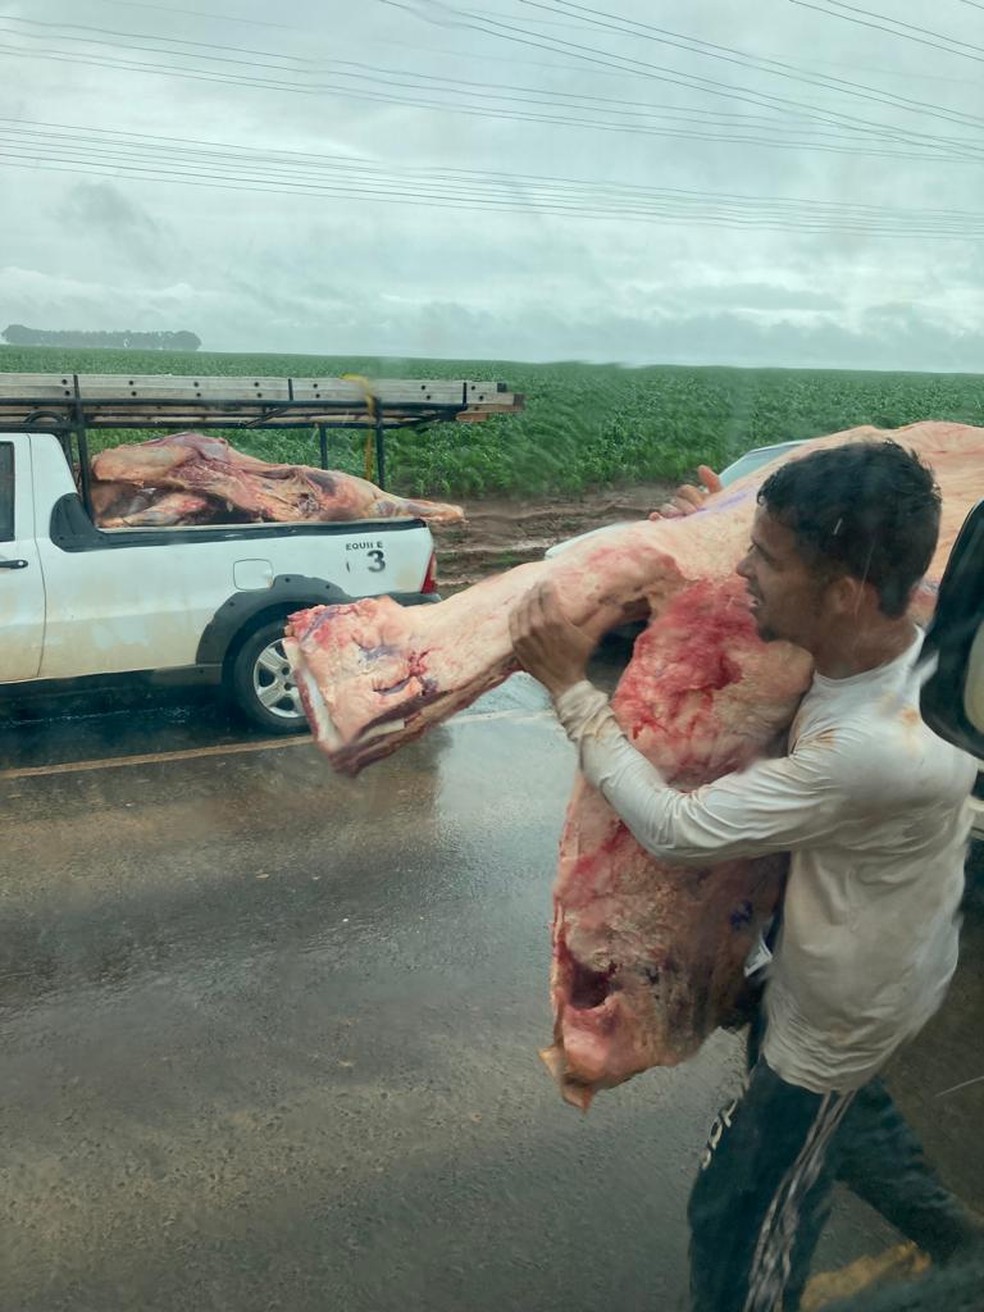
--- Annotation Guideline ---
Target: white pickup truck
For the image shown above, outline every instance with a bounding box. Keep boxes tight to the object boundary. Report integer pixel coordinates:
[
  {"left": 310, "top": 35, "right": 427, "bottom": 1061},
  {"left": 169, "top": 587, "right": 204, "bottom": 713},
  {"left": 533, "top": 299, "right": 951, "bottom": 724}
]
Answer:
[{"left": 0, "top": 372, "right": 522, "bottom": 730}]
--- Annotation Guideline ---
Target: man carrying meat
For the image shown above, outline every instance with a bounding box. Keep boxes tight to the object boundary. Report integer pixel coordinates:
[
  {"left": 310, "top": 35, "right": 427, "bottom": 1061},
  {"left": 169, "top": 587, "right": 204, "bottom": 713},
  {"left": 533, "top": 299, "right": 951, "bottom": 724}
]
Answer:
[{"left": 509, "top": 440, "right": 982, "bottom": 1312}]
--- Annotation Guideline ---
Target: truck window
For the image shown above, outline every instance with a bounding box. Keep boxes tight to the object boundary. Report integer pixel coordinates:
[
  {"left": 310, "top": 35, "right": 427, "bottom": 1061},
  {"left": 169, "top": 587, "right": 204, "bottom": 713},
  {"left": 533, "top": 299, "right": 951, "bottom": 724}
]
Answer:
[{"left": 0, "top": 443, "right": 12, "bottom": 541}]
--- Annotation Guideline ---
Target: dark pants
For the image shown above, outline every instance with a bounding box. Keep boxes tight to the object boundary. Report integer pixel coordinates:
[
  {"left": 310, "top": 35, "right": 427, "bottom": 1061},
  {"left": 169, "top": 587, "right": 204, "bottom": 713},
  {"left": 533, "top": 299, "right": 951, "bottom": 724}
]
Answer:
[{"left": 687, "top": 1011, "right": 982, "bottom": 1312}]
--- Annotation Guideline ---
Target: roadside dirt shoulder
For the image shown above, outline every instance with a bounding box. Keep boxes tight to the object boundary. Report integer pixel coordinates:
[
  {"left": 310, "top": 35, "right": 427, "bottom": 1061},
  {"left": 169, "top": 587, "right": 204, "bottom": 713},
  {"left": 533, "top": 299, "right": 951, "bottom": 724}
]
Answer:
[{"left": 430, "top": 481, "right": 676, "bottom": 594}]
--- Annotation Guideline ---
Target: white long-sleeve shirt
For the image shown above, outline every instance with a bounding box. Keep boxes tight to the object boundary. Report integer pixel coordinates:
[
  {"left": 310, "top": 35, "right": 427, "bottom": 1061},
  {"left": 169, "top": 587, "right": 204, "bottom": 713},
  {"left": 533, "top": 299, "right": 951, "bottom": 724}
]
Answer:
[{"left": 553, "top": 633, "right": 976, "bottom": 1093}]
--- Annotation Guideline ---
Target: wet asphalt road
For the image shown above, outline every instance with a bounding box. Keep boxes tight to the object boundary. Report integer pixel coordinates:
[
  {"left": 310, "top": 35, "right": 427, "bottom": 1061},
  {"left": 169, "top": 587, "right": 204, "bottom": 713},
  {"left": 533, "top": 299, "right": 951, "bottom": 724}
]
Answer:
[{"left": 0, "top": 660, "right": 982, "bottom": 1312}]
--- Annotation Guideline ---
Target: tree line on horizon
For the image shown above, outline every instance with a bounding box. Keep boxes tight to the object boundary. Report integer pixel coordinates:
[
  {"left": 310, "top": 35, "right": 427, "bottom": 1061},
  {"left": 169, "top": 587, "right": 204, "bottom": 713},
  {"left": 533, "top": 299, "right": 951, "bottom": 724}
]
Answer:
[{"left": 1, "top": 325, "right": 201, "bottom": 350}]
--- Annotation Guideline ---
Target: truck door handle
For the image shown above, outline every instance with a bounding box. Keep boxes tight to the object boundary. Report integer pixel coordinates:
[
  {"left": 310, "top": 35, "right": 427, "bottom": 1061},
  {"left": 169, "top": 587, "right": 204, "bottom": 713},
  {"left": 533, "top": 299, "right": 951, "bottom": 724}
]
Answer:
[{"left": 0, "top": 559, "right": 28, "bottom": 570}]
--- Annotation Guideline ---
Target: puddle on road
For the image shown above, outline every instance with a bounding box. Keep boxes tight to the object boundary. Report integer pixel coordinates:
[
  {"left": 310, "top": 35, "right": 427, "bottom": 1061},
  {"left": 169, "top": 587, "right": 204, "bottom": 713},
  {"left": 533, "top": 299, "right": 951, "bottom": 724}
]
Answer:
[{"left": 0, "top": 686, "right": 280, "bottom": 772}]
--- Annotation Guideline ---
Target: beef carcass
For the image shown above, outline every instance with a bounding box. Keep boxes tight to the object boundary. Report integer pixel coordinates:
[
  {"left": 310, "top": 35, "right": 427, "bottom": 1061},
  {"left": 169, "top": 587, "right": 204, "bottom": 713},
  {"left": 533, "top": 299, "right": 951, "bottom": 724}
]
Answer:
[
  {"left": 284, "top": 422, "right": 984, "bottom": 1106},
  {"left": 89, "top": 432, "right": 465, "bottom": 527},
  {"left": 89, "top": 476, "right": 215, "bottom": 527},
  {"left": 94, "top": 488, "right": 216, "bottom": 527}
]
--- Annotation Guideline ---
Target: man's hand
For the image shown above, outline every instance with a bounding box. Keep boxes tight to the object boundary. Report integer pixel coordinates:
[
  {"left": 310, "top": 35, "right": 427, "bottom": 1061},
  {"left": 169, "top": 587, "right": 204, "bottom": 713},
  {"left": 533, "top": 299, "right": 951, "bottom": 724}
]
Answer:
[
  {"left": 649, "top": 465, "right": 722, "bottom": 520},
  {"left": 509, "top": 583, "right": 616, "bottom": 698}
]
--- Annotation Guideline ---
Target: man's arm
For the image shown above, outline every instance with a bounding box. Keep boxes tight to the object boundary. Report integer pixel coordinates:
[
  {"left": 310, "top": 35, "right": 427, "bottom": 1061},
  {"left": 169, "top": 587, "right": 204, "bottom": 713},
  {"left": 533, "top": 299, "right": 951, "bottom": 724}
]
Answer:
[
  {"left": 553, "top": 680, "right": 847, "bottom": 866},
  {"left": 509, "top": 584, "right": 848, "bottom": 866}
]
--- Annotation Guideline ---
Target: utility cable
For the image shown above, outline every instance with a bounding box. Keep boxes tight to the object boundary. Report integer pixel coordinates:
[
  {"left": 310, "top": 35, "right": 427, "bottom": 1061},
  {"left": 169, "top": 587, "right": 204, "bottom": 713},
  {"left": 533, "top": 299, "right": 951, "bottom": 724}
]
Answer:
[
  {"left": 4, "top": 8, "right": 983, "bottom": 153},
  {"left": 0, "top": 41, "right": 975, "bottom": 164},
  {"left": 788, "top": 0, "right": 984, "bottom": 63},
  {"left": 8, "top": 116, "right": 983, "bottom": 220},
  {"left": 523, "top": 0, "right": 984, "bottom": 129},
  {"left": 3, "top": 133, "right": 983, "bottom": 235},
  {"left": 377, "top": 0, "right": 984, "bottom": 148}
]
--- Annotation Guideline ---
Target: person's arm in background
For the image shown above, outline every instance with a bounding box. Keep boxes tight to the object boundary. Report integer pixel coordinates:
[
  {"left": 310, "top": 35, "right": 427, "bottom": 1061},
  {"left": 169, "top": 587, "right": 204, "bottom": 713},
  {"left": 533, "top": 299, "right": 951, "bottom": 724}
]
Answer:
[{"left": 650, "top": 465, "right": 722, "bottom": 519}]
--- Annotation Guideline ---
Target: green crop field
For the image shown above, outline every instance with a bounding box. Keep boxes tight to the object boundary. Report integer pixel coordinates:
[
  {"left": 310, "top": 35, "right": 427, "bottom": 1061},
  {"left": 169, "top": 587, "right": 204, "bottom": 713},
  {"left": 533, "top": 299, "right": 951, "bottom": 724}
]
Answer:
[{"left": 2, "top": 345, "right": 982, "bottom": 499}]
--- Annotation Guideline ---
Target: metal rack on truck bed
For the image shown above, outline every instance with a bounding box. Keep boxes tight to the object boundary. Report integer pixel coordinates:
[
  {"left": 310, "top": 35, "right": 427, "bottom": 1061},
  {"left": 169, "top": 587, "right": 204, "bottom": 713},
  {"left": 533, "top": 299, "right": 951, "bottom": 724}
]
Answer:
[{"left": 0, "top": 372, "right": 525, "bottom": 511}]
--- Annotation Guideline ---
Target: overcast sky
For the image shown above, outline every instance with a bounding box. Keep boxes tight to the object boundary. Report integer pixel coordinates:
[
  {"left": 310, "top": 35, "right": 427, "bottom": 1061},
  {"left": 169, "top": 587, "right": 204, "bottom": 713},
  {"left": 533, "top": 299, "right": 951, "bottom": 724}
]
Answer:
[{"left": 1, "top": 0, "right": 983, "bottom": 369}]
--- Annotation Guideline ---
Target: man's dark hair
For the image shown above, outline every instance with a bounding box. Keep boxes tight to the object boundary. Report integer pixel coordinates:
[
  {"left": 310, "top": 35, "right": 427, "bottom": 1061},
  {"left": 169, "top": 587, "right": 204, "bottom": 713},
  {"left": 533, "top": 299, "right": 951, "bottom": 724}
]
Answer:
[{"left": 758, "top": 440, "right": 941, "bottom": 618}]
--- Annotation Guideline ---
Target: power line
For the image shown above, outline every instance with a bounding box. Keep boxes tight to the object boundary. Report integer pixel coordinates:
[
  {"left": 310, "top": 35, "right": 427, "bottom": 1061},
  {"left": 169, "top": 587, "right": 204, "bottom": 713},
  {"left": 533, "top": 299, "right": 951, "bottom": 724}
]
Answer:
[
  {"left": 6, "top": 150, "right": 981, "bottom": 235},
  {"left": 303, "top": 65, "right": 962, "bottom": 150},
  {"left": 521, "top": 0, "right": 984, "bottom": 133},
  {"left": 0, "top": 121, "right": 969, "bottom": 215},
  {"left": 5, "top": 7, "right": 982, "bottom": 166},
  {"left": 759, "top": 56, "right": 981, "bottom": 87},
  {"left": 7, "top": 7, "right": 983, "bottom": 149},
  {"left": 815, "top": 0, "right": 984, "bottom": 54},
  {"left": 89, "top": 0, "right": 306, "bottom": 30},
  {"left": 386, "top": 0, "right": 984, "bottom": 82},
  {"left": 4, "top": 8, "right": 983, "bottom": 164},
  {"left": 328, "top": 62, "right": 831, "bottom": 130},
  {"left": 1, "top": 36, "right": 976, "bottom": 164},
  {"left": 0, "top": 11, "right": 886, "bottom": 137},
  {"left": 237, "top": 58, "right": 874, "bottom": 136},
  {"left": 11, "top": 13, "right": 822, "bottom": 132},
  {"left": 0, "top": 105, "right": 967, "bottom": 174},
  {"left": 12, "top": 6, "right": 984, "bottom": 149},
  {"left": 788, "top": 0, "right": 984, "bottom": 63},
  {"left": 1, "top": 14, "right": 313, "bottom": 70},
  {"left": 454, "top": 0, "right": 984, "bottom": 134},
  {"left": 0, "top": 20, "right": 837, "bottom": 136},
  {"left": 0, "top": 41, "right": 311, "bottom": 95},
  {"left": 3, "top": 122, "right": 983, "bottom": 236},
  {"left": 9, "top": 116, "right": 982, "bottom": 220},
  {"left": 96, "top": 0, "right": 654, "bottom": 79},
  {"left": 378, "top": 0, "right": 984, "bottom": 149}
]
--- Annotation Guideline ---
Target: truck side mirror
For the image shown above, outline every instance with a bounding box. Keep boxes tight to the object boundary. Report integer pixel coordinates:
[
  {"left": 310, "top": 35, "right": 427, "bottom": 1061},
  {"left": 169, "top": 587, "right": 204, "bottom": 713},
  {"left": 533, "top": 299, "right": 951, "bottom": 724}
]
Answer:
[{"left": 920, "top": 500, "right": 984, "bottom": 758}]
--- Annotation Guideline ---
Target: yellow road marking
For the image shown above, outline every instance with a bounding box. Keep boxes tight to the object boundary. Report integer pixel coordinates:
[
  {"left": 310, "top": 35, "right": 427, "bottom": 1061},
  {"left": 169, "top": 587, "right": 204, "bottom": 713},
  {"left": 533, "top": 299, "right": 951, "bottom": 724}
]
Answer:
[
  {"left": 0, "top": 707, "right": 555, "bottom": 781},
  {"left": 0, "top": 733, "right": 314, "bottom": 780}
]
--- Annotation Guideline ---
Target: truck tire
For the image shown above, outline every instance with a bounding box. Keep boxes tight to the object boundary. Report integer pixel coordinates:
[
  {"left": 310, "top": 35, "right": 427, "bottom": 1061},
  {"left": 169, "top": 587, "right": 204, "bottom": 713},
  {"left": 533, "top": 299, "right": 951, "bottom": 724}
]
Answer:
[{"left": 229, "top": 619, "right": 309, "bottom": 733}]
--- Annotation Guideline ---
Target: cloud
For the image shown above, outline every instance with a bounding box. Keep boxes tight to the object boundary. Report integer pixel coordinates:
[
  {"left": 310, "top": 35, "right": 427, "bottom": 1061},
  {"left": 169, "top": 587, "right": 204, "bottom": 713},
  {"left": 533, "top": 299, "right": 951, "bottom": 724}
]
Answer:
[
  {"left": 56, "top": 182, "right": 170, "bottom": 271},
  {"left": 667, "top": 283, "right": 842, "bottom": 312},
  {"left": 3, "top": 256, "right": 982, "bottom": 372},
  {"left": 0, "top": 266, "right": 220, "bottom": 332},
  {"left": 0, "top": 0, "right": 980, "bottom": 367},
  {"left": 58, "top": 181, "right": 158, "bottom": 235}
]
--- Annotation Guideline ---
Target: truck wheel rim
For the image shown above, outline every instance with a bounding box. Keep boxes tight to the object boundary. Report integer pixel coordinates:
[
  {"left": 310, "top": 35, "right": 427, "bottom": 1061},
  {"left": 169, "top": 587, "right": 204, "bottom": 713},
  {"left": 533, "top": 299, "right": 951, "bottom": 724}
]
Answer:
[{"left": 253, "top": 639, "right": 304, "bottom": 719}]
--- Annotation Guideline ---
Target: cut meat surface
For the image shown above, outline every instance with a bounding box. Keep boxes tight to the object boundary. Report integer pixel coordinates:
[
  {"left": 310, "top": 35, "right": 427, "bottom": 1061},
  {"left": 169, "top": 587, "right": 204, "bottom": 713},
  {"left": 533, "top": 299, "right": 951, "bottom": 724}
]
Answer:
[
  {"left": 544, "top": 577, "right": 808, "bottom": 1108},
  {"left": 98, "top": 490, "right": 215, "bottom": 527},
  {"left": 284, "top": 422, "right": 984, "bottom": 1105},
  {"left": 285, "top": 531, "right": 674, "bottom": 774},
  {"left": 89, "top": 431, "right": 465, "bottom": 527}
]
